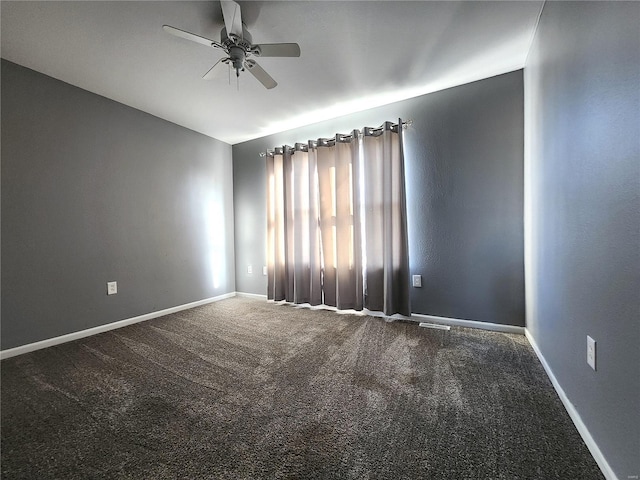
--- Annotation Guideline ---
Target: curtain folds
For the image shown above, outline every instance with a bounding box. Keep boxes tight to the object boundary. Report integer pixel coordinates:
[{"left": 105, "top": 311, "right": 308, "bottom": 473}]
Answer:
[{"left": 266, "top": 119, "right": 410, "bottom": 316}]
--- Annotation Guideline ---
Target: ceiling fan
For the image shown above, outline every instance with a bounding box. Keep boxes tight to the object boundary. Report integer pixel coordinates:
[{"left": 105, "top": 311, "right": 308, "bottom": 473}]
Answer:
[{"left": 163, "top": 0, "right": 300, "bottom": 89}]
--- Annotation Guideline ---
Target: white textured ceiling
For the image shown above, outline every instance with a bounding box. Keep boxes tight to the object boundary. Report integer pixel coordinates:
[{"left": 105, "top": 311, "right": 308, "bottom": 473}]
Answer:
[{"left": 1, "top": 1, "right": 543, "bottom": 144}]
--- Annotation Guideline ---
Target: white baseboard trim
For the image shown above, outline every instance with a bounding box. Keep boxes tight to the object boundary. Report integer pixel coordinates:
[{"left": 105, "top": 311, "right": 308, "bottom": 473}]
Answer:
[
  {"left": 524, "top": 329, "right": 618, "bottom": 480},
  {"left": 235, "top": 292, "right": 268, "bottom": 300},
  {"left": 0, "top": 292, "right": 236, "bottom": 360},
  {"left": 266, "top": 302, "right": 523, "bottom": 333},
  {"left": 411, "top": 313, "right": 525, "bottom": 334}
]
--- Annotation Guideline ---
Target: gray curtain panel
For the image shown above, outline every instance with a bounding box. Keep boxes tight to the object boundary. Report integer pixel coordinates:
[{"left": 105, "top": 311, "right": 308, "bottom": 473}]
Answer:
[
  {"left": 266, "top": 151, "right": 286, "bottom": 301},
  {"left": 362, "top": 122, "right": 410, "bottom": 316},
  {"left": 291, "top": 143, "right": 323, "bottom": 305},
  {"left": 316, "top": 133, "right": 363, "bottom": 310},
  {"left": 266, "top": 120, "right": 410, "bottom": 316}
]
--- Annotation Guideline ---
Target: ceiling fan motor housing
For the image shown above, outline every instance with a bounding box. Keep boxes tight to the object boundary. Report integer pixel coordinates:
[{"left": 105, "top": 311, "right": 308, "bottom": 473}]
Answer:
[
  {"left": 221, "top": 26, "right": 256, "bottom": 75},
  {"left": 221, "top": 27, "right": 253, "bottom": 49}
]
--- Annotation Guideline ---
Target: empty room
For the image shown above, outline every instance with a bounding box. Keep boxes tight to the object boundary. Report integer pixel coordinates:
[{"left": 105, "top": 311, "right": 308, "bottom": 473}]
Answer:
[{"left": 1, "top": 1, "right": 638, "bottom": 479}]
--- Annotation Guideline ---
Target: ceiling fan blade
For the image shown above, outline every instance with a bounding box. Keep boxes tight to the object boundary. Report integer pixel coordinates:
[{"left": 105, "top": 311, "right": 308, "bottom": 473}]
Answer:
[
  {"left": 203, "top": 58, "right": 229, "bottom": 80},
  {"left": 244, "top": 60, "right": 277, "bottom": 89},
  {"left": 163, "top": 25, "right": 223, "bottom": 49},
  {"left": 221, "top": 0, "right": 243, "bottom": 39},
  {"left": 253, "top": 43, "right": 301, "bottom": 58}
]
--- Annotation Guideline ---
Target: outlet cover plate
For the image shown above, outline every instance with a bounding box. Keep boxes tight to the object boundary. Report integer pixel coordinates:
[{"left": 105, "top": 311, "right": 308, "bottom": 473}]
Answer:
[
  {"left": 587, "top": 335, "right": 596, "bottom": 370},
  {"left": 107, "top": 281, "right": 118, "bottom": 295},
  {"left": 247, "top": 265, "right": 253, "bottom": 275},
  {"left": 412, "top": 275, "right": 422, "bottom": 288}
]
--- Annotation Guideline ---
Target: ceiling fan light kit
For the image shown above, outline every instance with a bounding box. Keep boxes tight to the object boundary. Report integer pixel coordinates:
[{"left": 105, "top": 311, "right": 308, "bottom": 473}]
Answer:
[{"left": 163, "top": 0, "right": 300, "bottom": 90}]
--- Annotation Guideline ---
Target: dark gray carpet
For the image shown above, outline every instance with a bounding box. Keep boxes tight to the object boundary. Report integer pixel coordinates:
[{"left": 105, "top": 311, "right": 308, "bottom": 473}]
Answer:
[{"left": 2, "top": 297, "right": 603, "bottom": 479}]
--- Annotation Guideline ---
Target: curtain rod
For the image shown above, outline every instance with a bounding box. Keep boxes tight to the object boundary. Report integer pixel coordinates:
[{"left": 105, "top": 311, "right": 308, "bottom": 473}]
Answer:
[{"left": 259, "top": 119, "right": 413, "bottom": 157}]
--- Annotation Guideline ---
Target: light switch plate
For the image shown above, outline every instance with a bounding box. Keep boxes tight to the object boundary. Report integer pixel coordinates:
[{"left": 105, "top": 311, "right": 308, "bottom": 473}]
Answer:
[
  {"left": 247, "top": 265, "right": 253, "bottom": 275},
  {"left": 107, "top": 281, "right": 118, "bottom": 295},
  {"left": 263, "top": 266, "right": 267, "bottom": 276},
  {"left": 587, "top": 335, "right": 596, "bottom": 370}
]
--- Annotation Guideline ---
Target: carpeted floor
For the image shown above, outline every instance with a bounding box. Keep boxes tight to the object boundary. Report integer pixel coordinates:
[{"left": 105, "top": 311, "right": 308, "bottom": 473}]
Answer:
[{"left": 1, "top": 297, "right": 603, "bottom": 479}]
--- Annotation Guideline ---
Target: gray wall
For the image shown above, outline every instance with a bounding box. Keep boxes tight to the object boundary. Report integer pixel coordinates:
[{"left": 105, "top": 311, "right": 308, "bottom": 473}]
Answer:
[
  {"left": 234, "top": 71, "right": 525, "bottom": 326},
  {"left": 1, "top": 60, "right": 235, "bottom": 350},
  {"left": 524, "top": 2, "right": 640, "bottom": 478}
]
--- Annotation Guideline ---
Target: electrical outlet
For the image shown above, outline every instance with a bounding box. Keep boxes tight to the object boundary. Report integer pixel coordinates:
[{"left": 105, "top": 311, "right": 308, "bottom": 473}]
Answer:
[
  {"left": 262, "top": 266, "right": 267, "bottom": 276},
  {"left": 587, "top": 335, "right": 596, "bottom": 370},
  {"left": 412, "top": 275, "right": 422, "bottom": 288},
  {"left": 247, "top": 265, "right": 253, "bottom": 275},
  {"left": 107, "top": 281, "right": 118, "bottom": 295}
]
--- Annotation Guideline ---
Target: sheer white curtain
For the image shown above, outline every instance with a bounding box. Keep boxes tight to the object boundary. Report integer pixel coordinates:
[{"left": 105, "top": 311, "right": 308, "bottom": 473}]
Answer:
[{"left": 266, "top": 120, "right": 409, "bottom": 316}]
